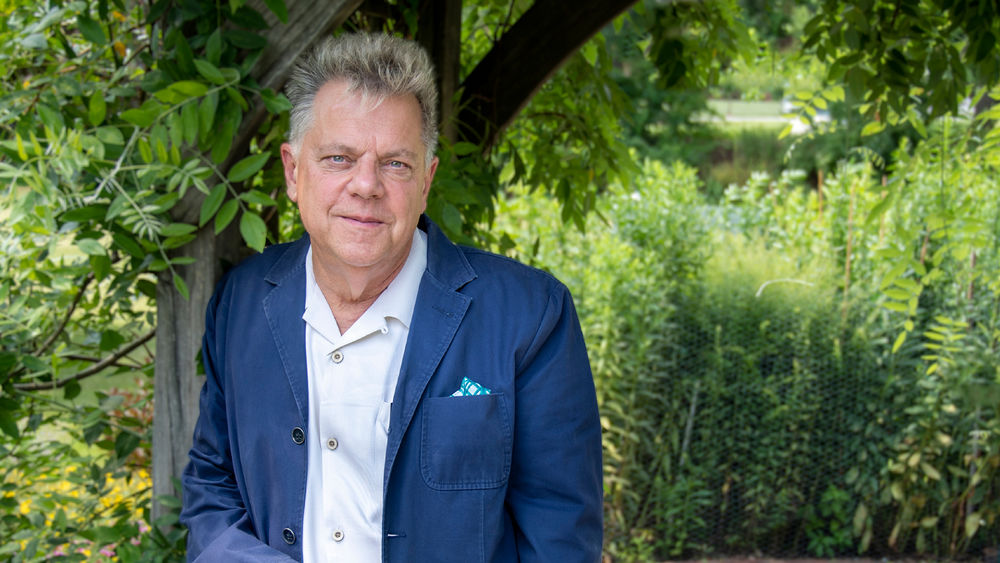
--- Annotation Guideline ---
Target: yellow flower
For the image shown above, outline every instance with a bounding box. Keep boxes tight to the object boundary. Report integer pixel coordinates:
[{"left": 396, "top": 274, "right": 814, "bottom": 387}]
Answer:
[
  {"left": 113, "top": 41, "right": 126, "bottom": 57},
  {"left": 112, "top": 10, "right": 127, "bottom": 21},
  {"left": 18, "top": 499, "right": 31, "bottom": 514}
]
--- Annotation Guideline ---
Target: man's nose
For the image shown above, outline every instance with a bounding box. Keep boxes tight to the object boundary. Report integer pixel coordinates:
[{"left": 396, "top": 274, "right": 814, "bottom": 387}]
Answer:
[{"left": 349, "top": 156, "right": 382, "bottom": 199}]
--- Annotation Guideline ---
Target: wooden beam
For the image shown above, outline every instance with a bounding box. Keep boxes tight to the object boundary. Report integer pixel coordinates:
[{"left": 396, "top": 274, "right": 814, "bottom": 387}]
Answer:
[{"left": 456, "top": 0, "right": 638, "bottom": 149}]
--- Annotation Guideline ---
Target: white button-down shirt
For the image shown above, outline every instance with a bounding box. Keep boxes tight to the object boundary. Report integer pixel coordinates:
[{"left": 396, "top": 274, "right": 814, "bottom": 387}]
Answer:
[{"left": 301, "top": 229, "right": 427, "bottom": 562}]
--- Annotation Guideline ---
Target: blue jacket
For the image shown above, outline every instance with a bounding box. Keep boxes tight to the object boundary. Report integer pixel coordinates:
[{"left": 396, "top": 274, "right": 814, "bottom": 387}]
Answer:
[{"left": 180, "top": 216, "right": 603, "bottom": 562}]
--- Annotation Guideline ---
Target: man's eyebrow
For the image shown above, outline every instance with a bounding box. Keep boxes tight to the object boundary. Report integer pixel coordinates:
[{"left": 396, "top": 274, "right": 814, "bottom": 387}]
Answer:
[
  {"left": 311, "top": 143, "right": 355, "bottom": 156},
  {"left": 381, "top": 148, "right": 419, "bottom": 161}
]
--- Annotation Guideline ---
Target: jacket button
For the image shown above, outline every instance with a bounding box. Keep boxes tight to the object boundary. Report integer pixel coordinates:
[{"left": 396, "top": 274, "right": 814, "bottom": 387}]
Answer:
[
  {"left": 291, "top": 427, "right": 305, "bottom": 445},
  {"left": 282, "top": 527, "right": 296, "bottom": 544}
]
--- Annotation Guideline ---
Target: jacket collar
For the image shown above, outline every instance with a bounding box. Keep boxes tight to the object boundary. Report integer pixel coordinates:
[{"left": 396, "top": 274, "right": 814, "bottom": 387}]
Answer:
[{"left": 384, "top": 216, "right": 475, "bottom": 491}]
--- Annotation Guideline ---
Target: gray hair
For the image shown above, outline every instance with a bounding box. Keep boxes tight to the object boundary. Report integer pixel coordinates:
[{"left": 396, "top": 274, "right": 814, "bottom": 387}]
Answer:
[{"left": 285, "top": 32, "right": 439, "bottom": 164}]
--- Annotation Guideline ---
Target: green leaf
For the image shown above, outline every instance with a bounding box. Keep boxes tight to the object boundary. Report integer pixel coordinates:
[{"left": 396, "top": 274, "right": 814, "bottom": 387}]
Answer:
[
  {"left": 138, "top": 137, "right": 153, "bottom": 163},
  {"left": 95, "top": 126, "right": 124, "bottom": 146},
  {"left": 260, "top": 88, "right": 292, "bottom": 113},
  {"left": 891, "top": 330, "right": 907, "bottom": 353},
  {"left": 155, "top": 81, "right": 210, "bottom": 104},
  {"left": 860, "top": 120, "right": 885, "bottom": 137},
  {"left": 90, "top": 254, "right": 112, "bottom": 280},
  {"left": 883, "top": 301, "right": 907, "bottom": 313},
  {"left": 77, "top": 238, "right": 106, "bottom": 256},
  {"left": 239, "top": 189, "right": 277, "bottom": 206},
  {"left": 206, "top": 29, "right": 223, "bottom": 65},
  {"left": 225, "top": 29, "right": 267, "bottom": 50},
  {"left": 239, "top": 211, "right": 267, "bottom": 252},
  {"left": 21, "top": 33, "right": 48, "bottom": 49},
  {"left": 122, "top": 100, "right": 166, "bottom": 128},
  {"left": 64, "top": 380, "right": 81, "bottom": 401},
  {"left": 160, "top": 222, "right": 197, "bottom": 237},
  {"left": 920, "top": 462, "right": 941, "bottom": 481},
  {"left": 112, "top": 232, "right": 146, "bottom": 258},
  {"left": 88, "top": 92, "right": 107, "bottom": 126},
  {"left": 198, "top": 92, "right": 219, "bottom": 143},
  {"left": 77, "top": 14, "right": 107, "bottom": 45},
  {"left": 214, "top": 199, "right": 239, "bottom": 234},
  {"left": 263, "top": 0, "right": 288, "bottom": 23},
  {"left": 210, "top": 115, "right": 237, "bottom": 164},
  {"left": 200, "top": 184, "right": 227, "bottom": 227},
  {"left": 966, "top": 512, "right": 981, "bottom": 538},
  {"left": 227, "top": 153, "right": 270, "bottom": 183},
  {"left": 99, "top": 330, "right": 125, "bottom": 351},
  {"left": 0, "top": 409, "right": 19, "bottom": 439},
  {"left": 173, "top": 272, "right": 189, "bottom": 300},
  {"left": 179, "top": 103, "right": 198, "bottom": 146},
  {"left": 883, "top": 288, "right": 911, "bottom": 301},
  {"left": 114, "top": 430, "right": 141, "bottom": 461},
  {"left": 194, "top": 59, "right": 226, "bottom": 85},
  {"left": 452, "top": 142, "right": 479, "bottom": 156}
]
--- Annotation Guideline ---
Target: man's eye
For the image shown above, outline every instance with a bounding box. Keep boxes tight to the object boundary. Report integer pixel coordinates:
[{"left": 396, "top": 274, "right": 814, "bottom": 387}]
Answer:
[
  {"left": 327, "top": 155, "right": 347, "bottom": 163},
  {"left": 387, "top": 160, "right": 407, "bottom": 169}
]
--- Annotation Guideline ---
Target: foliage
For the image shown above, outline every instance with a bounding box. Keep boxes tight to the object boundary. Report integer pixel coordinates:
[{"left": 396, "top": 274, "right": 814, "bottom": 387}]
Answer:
[
  {"left": 0, "top": 1, "right": 288, "bottom": 559},
  {"left": 496, "top": 102, "right": 1000, "bottom": 559},
  {"left": 3, "top": 0, "right": 1000, "bottom": 560},
  {"left": 801, "top": 0, "right": 1000, "bottom": 128}
]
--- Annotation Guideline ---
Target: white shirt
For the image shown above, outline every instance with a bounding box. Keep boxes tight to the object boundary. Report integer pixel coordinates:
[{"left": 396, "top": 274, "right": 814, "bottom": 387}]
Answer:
[{"left": 301, "top": 229, "right": 427, "bottom": 562}]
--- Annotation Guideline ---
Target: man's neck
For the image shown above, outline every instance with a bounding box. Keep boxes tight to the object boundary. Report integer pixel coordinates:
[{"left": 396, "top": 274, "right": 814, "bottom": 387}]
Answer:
[{"left": 310, "top": 250, "right": 408, "bottom": 334}]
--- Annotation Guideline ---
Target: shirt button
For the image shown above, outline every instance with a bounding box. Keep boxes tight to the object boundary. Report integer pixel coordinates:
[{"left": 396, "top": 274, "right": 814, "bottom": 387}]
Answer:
[
  {"left": 333, "top": 530, "right": 344, "bottom": 542},
  {"left": 282, "top": 527, "right": 296, "bottom": 544},
  {"left": 331, "top": 350, "right": 344, "bottom": 364},
  {"left": 291, "top": 427, "right": 305, "bottom": 445},
  {"left": 326, "top": 437, "right": 338, "bottom": 451}
]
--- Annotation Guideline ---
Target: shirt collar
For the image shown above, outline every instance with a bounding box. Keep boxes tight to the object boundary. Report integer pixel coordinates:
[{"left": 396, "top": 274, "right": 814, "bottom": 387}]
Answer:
[{"left": 303, "top": 229, "right": 427, "bottom": 342}]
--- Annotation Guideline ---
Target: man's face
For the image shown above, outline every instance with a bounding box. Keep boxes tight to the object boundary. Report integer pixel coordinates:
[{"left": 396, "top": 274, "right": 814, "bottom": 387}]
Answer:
[{"left": 281, "top": 79, "right": 437, "bottom": 276}]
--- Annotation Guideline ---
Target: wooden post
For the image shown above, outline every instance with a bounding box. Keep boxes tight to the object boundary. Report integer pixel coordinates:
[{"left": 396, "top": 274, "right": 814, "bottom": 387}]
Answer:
[
  {"left": 151, "top": 0, "right": 363, "bottom": 521},
  {"left": 417, "top": 0, "right": 462, "bottom": 144}
]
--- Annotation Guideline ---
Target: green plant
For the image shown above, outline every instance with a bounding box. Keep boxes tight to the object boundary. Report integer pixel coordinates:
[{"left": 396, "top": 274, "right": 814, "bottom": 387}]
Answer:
[{"left": 803, "top": 485, "right": 854, "bottom": 557}]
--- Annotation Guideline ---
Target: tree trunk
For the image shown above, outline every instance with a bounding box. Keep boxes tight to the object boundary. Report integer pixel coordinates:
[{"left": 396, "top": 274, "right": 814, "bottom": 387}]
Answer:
[{"left": 151, "top": 0, "right": 363, "bottom": 521}]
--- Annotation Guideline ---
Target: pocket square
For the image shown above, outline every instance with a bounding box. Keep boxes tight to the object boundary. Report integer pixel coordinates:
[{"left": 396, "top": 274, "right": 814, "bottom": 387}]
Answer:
[{"left": 451, "top": 377, "right": 491, "bottom": 397}]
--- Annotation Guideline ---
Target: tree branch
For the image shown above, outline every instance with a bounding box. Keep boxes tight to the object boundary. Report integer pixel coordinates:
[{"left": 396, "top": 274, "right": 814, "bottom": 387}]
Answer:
[
  {"left": 16, "top": 329, "right": 156, "bottom": 391},
  {"left": 34, "top": 273, "right": 94, "bottom": 356}
]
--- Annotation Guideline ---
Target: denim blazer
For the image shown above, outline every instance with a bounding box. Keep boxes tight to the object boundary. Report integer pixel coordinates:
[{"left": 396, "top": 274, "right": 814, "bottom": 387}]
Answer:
[{"left": 180, "top": 216, "right": 603, "bottom": 562}]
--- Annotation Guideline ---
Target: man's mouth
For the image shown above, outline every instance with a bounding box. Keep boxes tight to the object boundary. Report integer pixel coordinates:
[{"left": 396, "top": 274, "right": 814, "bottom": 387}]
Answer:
[{"left": 342, "top": 214, "right": 383, "bottom": 226}]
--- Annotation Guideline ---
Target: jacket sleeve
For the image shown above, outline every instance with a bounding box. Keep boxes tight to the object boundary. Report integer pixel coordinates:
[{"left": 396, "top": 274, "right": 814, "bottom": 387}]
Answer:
[
  {"left": 179, "top": 287, "right": 297, "bottom": 562},
  {"left": 507, "top": 285, "right": 604, "bottom": 561}
]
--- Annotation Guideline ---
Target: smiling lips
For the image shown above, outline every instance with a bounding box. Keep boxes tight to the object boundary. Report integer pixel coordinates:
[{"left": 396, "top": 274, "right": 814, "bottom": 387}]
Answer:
[{"left": 340, "top": 214, "right": 384, "bottom": 226}]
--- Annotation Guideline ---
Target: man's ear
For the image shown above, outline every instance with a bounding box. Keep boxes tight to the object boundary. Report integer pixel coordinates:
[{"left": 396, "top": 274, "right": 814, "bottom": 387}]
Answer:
[{"left": 280, "top": 143, "right": 299, "bottom": 202}]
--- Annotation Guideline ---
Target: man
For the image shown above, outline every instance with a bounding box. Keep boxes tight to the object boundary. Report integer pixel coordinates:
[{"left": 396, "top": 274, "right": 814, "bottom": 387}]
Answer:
[{"left": 180, "top": 32, "right": 603, "bottom": 562}]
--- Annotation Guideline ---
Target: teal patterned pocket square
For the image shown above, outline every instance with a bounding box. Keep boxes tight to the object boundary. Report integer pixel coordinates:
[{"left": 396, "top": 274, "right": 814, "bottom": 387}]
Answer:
[{"left": 451, "top": 377, "right": 491, "bottom": 397}]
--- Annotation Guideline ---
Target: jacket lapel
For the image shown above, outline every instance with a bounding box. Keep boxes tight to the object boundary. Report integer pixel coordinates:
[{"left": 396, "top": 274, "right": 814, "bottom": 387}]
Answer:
[
  {"left": 384, "top": 217, "right": 476, "bottom": 489},
  {"left": 262, "top": 236, "right": 310, "bottom": 423}
]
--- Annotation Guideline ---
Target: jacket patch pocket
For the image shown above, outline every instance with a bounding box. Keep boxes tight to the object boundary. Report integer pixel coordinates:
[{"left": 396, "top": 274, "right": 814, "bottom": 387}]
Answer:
[{"left": 420, "top": 393, "right": 511, "bottom": 490}]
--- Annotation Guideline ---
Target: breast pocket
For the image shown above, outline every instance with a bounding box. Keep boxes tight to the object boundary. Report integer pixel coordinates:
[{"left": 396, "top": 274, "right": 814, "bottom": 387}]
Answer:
[{"left": 420, "top": 393, "right": 512, "bottom": 490}]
